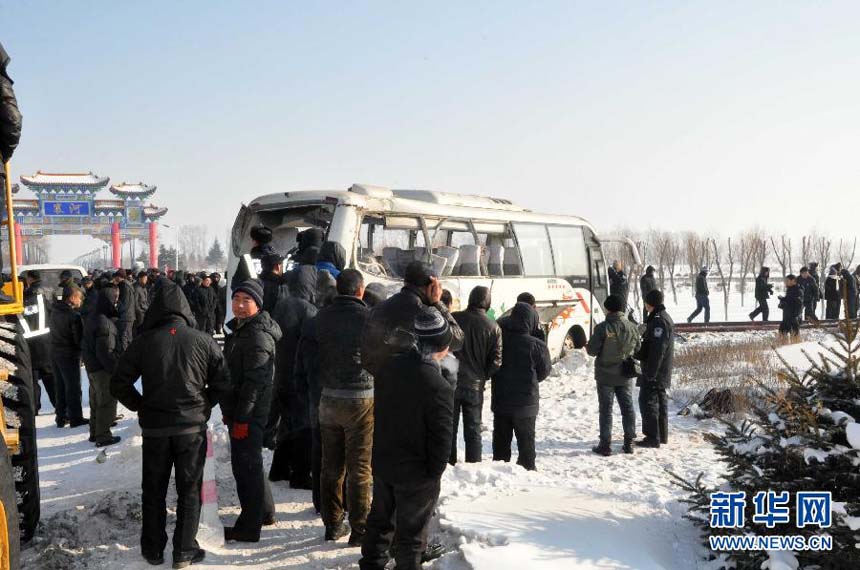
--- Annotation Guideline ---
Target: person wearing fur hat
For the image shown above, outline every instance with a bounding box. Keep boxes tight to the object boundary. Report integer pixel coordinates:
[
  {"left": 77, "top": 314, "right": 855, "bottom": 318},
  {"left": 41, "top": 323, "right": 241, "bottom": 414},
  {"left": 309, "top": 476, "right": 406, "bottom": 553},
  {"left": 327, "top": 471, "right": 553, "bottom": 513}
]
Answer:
[
  {"left": 360, "top": 307, "right": 455, "bottom": 570},
  {"left": 586, "top": 294, "right": 641, "bottom": 456},
  {"left": 635, "top": 289, "right": 674, "bottom": 449}
]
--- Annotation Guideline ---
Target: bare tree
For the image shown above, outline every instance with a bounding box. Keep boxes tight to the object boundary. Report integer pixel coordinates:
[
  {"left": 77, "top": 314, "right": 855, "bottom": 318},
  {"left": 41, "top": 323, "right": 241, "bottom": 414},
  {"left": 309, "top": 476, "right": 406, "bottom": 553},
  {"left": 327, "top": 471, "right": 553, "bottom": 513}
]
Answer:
[
  {"left": 665, "top": 233, "right": 681, "bottom": 304},
  {"left": 801, "top": 235, "right": 814, "bottom": 267},
  {"left": 710, "top": 237, "right": 736, "bottom": 321},
  {"left": 837, "top": 237, "right": 857, "bottom": 269},
  {"left": 814, "top": 235, "right": 832, "bottom": 318},
  {"left": 770, "top": 235, "right": 793, "bottom": 277},
  {"left": 737, "top": 230, "right": 761, "bottom": 307}
]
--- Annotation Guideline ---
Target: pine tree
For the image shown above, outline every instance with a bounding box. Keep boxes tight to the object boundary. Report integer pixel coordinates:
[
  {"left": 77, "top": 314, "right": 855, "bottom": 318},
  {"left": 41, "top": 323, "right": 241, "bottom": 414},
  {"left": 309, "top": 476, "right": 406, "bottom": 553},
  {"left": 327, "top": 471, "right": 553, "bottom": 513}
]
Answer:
[
  {"left": 672, "top": 321, "right": 860, "bottom": 569},
  {"left": 206, "top": 238, "right": 225, "bottom": 268}
]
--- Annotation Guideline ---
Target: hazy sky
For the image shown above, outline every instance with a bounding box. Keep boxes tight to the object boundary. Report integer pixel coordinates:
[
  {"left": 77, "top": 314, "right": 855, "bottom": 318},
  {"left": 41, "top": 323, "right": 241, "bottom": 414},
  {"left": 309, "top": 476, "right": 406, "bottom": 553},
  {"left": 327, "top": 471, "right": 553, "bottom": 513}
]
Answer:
[{"left": 3, "top": 1, "right": 859, "bottom": 262}]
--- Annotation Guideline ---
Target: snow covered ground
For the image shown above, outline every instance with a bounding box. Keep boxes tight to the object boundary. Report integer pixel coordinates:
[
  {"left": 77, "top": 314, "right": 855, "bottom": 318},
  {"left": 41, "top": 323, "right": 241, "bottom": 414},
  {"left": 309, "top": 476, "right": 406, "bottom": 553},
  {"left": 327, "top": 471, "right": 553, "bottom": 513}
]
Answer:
[{"left": 20, "top": 305, "right": 833, "bottom": 569}]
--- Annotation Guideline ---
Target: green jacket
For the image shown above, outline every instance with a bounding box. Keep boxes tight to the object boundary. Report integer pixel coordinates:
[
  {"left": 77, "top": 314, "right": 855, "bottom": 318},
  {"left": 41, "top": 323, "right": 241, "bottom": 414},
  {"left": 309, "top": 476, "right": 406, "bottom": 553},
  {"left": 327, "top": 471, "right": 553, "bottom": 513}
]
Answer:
[{"left": 586, "top": 313, "right": 641, "bottom": 386}]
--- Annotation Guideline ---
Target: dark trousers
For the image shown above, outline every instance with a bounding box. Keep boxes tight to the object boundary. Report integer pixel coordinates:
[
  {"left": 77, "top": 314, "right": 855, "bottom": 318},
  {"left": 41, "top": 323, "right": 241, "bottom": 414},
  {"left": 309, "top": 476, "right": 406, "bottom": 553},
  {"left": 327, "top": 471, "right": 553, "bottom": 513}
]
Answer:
[
  {"left": 32, "top": 366, "right": 55, "bottom": 413},
  {"left": 638, "top": 383, "right": 668, "bottom": 444},
  {"left": 118, "top": 320, "right": 134, "bottom": 352},
  {"left": 849, "top": 297, "right": 859, "bottom": 319},
  {"left": 596, "top": 383, "right": 636, "bottom": 443},
  {"left": 214, "top": 308, "right": 225, "bottom": 335},
  {"left": 779, "top": 317, "right": 800, "bottom": 337},
  {"left": 826, "top": 299, "right": 840, "bottom": 320},
  {"left": 141, "top": 432, "right": 206, "bottom": 560},
  {"left": 492, "top": 414, "right": 537, "bottom": 471},
  {"left": 687, "top": 294, "right": 710, "bottom": 323},
  {"left": 750, "top": 299, "right": 769, "bottom": 321},
  {"left": 88, "top": 369, "right": 117, "bottom": 443},
  {"left": 450, "top": 390, "right": 482, "bottom": 465},
  {"left": 804, "top": 301, "right": 818, "bottom": 321},
  {"left": 319, "top": 397, "right": 374, "bottom": 532},
  {"left": 359, "top": 476, "right": 441, "bottom": 570},
  {"left": 230, "top": 422, "right": 275, "bottom": 537},
  {"left": 52, "top": 354, "right": 83, "bottom": 423},
  {"left": 311, "top": 416, "right": 322, "bottom": 513}
]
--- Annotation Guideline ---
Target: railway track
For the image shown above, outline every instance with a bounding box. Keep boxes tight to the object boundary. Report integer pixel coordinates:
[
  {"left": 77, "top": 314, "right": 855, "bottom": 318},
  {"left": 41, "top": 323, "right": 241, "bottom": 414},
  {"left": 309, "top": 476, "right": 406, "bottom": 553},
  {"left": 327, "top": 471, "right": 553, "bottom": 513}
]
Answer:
[{"left": 675, "top": 319, "right": 840, "bottom": 334}]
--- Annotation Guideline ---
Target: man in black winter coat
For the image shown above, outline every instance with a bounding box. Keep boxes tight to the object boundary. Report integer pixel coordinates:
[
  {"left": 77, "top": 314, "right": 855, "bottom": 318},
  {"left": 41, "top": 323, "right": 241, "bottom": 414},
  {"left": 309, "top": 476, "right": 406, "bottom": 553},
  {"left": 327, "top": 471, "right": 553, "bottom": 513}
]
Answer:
[
  {"left": 133, "top": 271, "right": 150, "bottom": 335},
  {"left": 491, "top": 302, "right": 552, "bottom": 471},
  {"left": 82, "top": 285, "right": 121, "bottom": 446},
  {"left": 636, "top": 289, "right": 674, "bottom": 448},
  {"left": 211, "top": 273, "right": 226, "bottom": 334},
  {"left": 749, "top": 266, "right": 773, "bottom": 322},
  {"left": 0, "top": 42, "right": 22, "bottom": 168},
  {"left": 317, "top": 269, "right": 374, "bottom": 544},
  {"left": 808, "top": 262, "right": 822, "bottom": 317},
  {"left": 111, "top": 279, "right": 230, "bottom": 567},
  {"left": 360, "top": 307, "right": 455, "bottom": 570},
  {"left": 194, "top": 275, "right": 217, "bottom": 334},
  {"left": 608, "top": 261, "right": 629, "bottom": 310},
  {"left": 687, "top": 267, "right": 710, "bottom": 324},
  {"left": 221, "top": 280, "right": 282, "bottom": 543},
  {"left": 779, "top": 275, "right": 804, "bottom": 338},
  {"left": 80, "top": 276, "right": 97, "bottom": 319},
  {"left": 842, "top": 267, "right": 858, "bottom": 319},
  {"left": 639, "top": 266, "right": 657, "bottom": 321},
  {"left": 294, "top": 300, "right": 325, "bottom": 513},
  {"left": 50, "top": 286, "right": 87, "bottom": 428},
  {"left": 797, "top": 267, "right": 820, "bottom": 322},
  {"left": 113, "top": 269, "right": 137, "bottom": 351},
  {"left": 23, "top": 270, "right": 55, "bottom": 413},
  {"left": 267, "top": 275, "right": 317, "bottom": 486},
  {"left": 361, "top": 261, "right": 463, "bottom": 377},
  {"left": 450, "top": 286, "right": 502, "bottom": 465}
]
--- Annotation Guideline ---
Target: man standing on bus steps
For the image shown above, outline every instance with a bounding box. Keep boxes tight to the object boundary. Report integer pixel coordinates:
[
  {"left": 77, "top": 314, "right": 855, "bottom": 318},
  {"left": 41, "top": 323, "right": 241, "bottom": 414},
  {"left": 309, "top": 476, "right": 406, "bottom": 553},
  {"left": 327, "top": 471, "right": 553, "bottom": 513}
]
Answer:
[
  {"left": 586, "top": 294, "right": 641, "bottom": 456},
  {"left": 686, "top": 267, "right": 710, "bottom": 324},
  {"left": 608, "top": 260, "right": 629, "bottom": 310},
  {"left": 636, "top": 289, "right": 674, "bottom": 449}
]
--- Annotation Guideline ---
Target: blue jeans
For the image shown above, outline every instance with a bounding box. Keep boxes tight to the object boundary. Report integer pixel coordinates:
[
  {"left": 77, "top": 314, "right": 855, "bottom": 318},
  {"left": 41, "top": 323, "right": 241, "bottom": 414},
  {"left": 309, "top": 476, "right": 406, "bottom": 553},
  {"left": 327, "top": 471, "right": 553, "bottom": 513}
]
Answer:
[
  {"left": 688, "top": 294, "right": 710, "bottom": 323},
  {"left": 597, "top": 383, "right": 636, "bottom": 443}
]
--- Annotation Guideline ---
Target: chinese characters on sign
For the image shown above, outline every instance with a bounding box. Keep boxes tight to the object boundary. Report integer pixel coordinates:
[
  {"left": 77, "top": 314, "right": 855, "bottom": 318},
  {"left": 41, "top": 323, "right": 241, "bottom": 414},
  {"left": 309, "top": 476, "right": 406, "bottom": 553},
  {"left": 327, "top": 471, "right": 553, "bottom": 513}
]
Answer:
[
  {"left": 43, "top": 201, "right": 91, "bottom": 216},
  {"left": 709, "top": 490, "right": 832, "bottom": 529}
]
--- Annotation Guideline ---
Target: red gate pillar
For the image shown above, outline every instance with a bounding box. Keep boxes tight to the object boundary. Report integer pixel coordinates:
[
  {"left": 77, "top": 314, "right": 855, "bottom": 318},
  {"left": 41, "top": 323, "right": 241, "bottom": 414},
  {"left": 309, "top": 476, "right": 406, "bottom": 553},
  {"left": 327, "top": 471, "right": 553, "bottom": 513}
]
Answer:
[
  {"left": 111, "top": 222, "right": 121, "bottom": 268},
  {"left": 14, "top": 222, "right": 23, "bottom": 266},
  {"left": 149, "top": 222, "right": 158, "bottom": 268}
]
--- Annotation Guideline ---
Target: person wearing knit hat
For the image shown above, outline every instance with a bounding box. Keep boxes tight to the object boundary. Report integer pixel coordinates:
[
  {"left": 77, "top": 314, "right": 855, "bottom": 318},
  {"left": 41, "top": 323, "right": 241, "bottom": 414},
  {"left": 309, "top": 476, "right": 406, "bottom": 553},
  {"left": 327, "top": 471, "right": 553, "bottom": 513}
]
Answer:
[
  {"left": 360, "top": 305, "right": 455, "bottom": 570},
  {"left": 637, "top": 288, "right": 674, "bottom": 449},
  {"left": 232, "top": 279, "right": 264, "bottom": 310},
  {"left": 587, "top": 293, "right": 641, "bottom": 456}
]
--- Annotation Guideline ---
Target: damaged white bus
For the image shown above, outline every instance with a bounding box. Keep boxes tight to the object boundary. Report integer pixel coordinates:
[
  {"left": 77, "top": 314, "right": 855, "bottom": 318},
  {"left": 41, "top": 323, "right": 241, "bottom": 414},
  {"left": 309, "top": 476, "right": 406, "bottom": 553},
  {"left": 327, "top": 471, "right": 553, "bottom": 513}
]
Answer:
[{"left": 227, "top": 184, "right": 639, "bottom": 360}]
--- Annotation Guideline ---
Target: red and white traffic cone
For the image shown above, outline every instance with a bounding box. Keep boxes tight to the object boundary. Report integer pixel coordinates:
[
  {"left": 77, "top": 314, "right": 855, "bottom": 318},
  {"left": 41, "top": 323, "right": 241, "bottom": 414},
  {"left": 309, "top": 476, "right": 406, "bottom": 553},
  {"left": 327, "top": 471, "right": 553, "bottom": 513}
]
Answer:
[{"left": 197, "top": 425, "right": 224, "bottom": 547}]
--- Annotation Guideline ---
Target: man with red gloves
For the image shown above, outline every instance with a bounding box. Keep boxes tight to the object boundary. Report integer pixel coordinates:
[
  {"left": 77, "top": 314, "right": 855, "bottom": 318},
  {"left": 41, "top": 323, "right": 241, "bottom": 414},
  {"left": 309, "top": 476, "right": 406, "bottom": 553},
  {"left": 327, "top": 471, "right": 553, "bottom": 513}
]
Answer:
[
  {"left": 221, "top": 279, "right": 283, "bottom": 542},
  {"left": 112, "top": 279, "right": 229, "bottom": 568}
]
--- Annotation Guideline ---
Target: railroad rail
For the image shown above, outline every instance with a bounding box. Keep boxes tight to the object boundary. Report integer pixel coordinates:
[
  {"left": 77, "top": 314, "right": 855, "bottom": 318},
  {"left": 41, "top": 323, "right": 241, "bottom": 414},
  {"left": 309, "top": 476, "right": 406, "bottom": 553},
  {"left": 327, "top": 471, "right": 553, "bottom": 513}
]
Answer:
[{"left": 675, "top": 319, "right": 841, "bottom": 334}]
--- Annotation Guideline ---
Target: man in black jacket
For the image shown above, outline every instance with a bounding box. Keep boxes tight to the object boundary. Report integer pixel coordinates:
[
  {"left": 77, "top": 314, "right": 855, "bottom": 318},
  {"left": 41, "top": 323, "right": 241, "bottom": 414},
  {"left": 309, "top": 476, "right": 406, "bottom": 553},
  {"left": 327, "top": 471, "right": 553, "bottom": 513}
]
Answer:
[
  {"left": 360, "top": 307, "right": 454, "bottom": 570},
  {"left": 608, "top": 261, "right": 629, "bottom": 310},
  {"left": 450, "top": 286, "right": 502, "bottom": 465},
  {"left": 113, "top": 269, "right": 137, "bottom": 351},
  {"left": 111, "top": 279, "right": 229, "bottom": 568},
  {"left": 361, "top": 261, "right": 463, "bottom": 377},
  {"left": 317, "top": 269, "right": 374, "bottom": 544},
  {"left": 797, "top": 267, "right": 820, "bottom": 322},
  {"left": 491, "top": 302, "right": 552, "bottom": 471},
  {"left": 639, "top": 266, "right": 657, "bottom": 321},
  {"left": 636, "top": 289, "right": 675, "bottom": 449},
  {"left": 749, "top": 266, "right": 773, "bottom": 322},
  {"left": 211, "top": 273, "right": 226, "bottom": 334},
  {"left": 23, "top": 270, "right": 55, "bottom": 414},
  {"left": 133, "top": 271, "right": 149, "bottom": 335},
  {"left": 194, "top": 275, "right": 217, "bottom": 334},
  {"left": 50, "top": 286, "right": 87, "bottom": 428},
  {"left": 687, "top": 266, "right": 710, "bottom": 324},
  {"left": 808, "top": 262, "right": 822, "bottom": 317},
  {"left": 267, "top": 274, "right": 317, "bottom": 486},
  {"left": 841, "top": 267, "right": 858, "bottom": 319},
  {"left": 779, "top": 275, "right": 804, "bottom": 338},
  {"left": 221, "top": 279, "right": 282, "bottom": 543},
  {"left": 0, "top": 42, "right": 22, "bottom": 171},
  {"left": 82, "top": 284, "right": 121, "bottom": 447},
  {"left": 824, "top": 267, "right": 841, "bottom": 319},
  {"left": 80, "top": 276, "right": 97, "bottom": 319}
]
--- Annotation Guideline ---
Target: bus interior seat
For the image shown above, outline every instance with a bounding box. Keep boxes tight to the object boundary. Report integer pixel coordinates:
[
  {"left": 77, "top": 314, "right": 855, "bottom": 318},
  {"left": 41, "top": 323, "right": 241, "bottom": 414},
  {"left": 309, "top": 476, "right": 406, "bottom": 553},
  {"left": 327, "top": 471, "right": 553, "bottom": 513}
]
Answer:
[
  {"left": 486, "top": 245, "right": 505, "bottom": 276},
  {"left": 457, "top": 244, "right": 482, "bottom": 276},
  {"left": 436, "top": 246, "right": 460, "bottom": 276},
  {"left": 429, "top": 253, "right": 448, "bottom": 277},
  {"left": 503, "top": 248, "right": 523, "bottom": 276},
  {"left": 382, "top": 247, "right": 404, "bottom": 275}
]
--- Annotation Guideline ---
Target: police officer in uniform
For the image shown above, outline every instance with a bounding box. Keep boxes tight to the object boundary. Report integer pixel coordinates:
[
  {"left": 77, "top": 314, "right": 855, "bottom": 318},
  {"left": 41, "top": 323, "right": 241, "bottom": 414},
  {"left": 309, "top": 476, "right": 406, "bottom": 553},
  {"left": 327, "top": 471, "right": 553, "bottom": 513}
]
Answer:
[{"left": 635, "top": 289, "right": 674, "bottom": 449}]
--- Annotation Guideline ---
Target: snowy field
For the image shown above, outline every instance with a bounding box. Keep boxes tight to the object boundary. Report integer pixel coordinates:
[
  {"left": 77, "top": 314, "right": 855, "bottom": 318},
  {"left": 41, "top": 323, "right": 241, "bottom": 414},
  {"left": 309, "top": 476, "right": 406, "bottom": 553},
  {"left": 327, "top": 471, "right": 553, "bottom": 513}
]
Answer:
[{"left": 21, "top": 296, "right": 833, "bottom": 569}]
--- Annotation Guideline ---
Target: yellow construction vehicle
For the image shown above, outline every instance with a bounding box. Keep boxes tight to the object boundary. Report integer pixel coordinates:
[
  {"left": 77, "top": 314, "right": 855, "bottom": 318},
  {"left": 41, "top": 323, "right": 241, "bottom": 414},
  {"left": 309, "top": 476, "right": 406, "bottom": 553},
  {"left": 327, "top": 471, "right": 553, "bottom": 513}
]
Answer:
[{"left": 1, "top": 159, "right": 30, "bottom": 570}]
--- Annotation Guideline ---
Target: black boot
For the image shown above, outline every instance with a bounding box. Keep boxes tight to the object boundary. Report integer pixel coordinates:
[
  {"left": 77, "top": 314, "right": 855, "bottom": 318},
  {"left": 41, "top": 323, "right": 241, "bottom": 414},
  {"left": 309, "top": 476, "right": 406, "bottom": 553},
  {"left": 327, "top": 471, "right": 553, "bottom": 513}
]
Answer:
[
  {"left": 635, "top": 437, "right": 660, "bottom": 448},
  {"left": 324, "top": 521, "right": 349, "bottom": 541},
  {"left": 173, "top": 548, "right": 205, "bottom": 569},
  {"left": 659, "top": 417, "right": 669, "bottom": 445},
  {"left": 591, "top": 442, "right": 612, "bottom": 456},
  {"left": 622, "top": 438, "right": 634, "bottom": 454}
]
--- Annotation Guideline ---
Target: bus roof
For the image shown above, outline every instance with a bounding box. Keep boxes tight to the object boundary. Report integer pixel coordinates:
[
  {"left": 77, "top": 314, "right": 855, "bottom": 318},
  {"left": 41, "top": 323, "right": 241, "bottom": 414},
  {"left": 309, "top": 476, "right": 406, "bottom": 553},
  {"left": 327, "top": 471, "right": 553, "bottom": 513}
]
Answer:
[{"left": 246, "top": 184, "right": 598, "bottom": 234}]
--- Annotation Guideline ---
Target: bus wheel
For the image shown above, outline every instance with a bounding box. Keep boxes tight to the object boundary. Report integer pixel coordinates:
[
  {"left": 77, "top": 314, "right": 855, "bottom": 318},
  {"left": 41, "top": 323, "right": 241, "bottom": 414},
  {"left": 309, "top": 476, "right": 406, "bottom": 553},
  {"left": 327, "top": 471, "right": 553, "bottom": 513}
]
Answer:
[
  {"left": 561, "top": 326, "right": 587, "bottom": 357},
  {"left": 0, "top": 322, "right": 39, "bottom": 544},
  {"left": 0, "top": 435, "right": 21, "bottom": 570}
]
